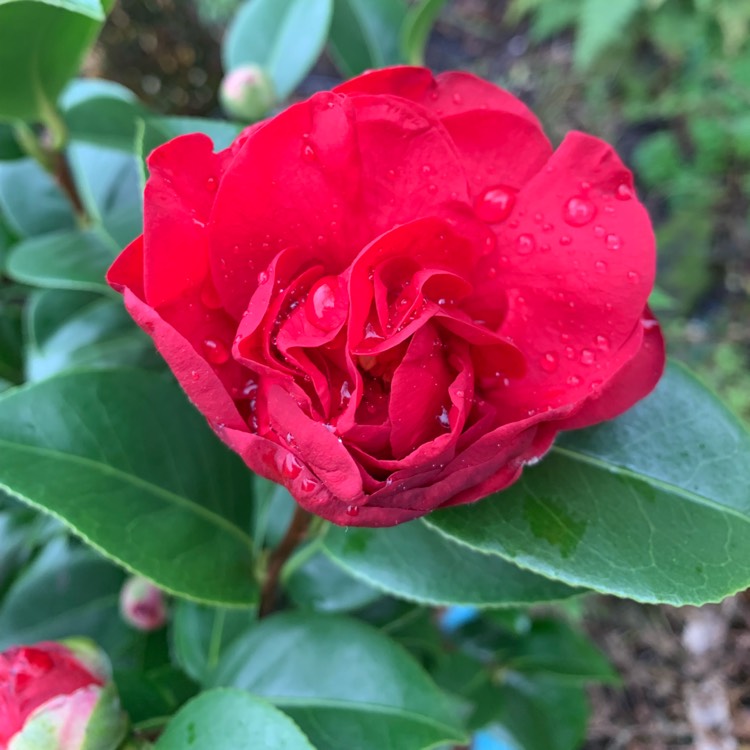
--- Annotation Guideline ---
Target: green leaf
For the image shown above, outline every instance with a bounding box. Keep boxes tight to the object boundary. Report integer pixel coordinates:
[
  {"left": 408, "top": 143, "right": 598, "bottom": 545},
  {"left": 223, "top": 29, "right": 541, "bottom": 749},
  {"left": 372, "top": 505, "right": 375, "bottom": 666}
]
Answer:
[
  {"left": 210, "top": 612, "right": 467, "bottom": 750},
  {"left": 401, "top": 0, "right": 447, "bottom": 66},
  {"left": 0, "top": 369, "right": 257, "bottom": 606},
  {"left": 286, "top": 549, "right": 381, "bottom": 612},
  {"left": 0, "top": 537, "right": 142, "bottom": 665},
  {"left": 427, "top": 362, "right": 750, "bottom": 605},
  {"left": 324, "top": 520, "right": 581, "bottom": 607},
  {"left": 223, "top": 0, "right": 334, "bottom": 100},
  {"left": 0, "top": 123, "right": 23, "bottom": 160},
  {"left": 116, "top": 665, "right": 198, "bottom": 725},
  {"left": 6, "top": 227, "right": 118, "bottom": 292},
  {"left": 67, "top": 143, "right": 141, "bottom": 224},
  {"left": 156, "top": 689, "right": 316, "bottom": 750},
  {"left": 171, "top": 600, "right": 257, "bottom": 685},
  {"left": 501, "top": 618, "right": 616, "bottom": 683},
  {"left": 574, "top": 0, "right": 641, "bottom": 70},
  {"left": 328, "top": 0, "right": 407, "bottom": 77},
  {"left": 25, "top": 289, "right": 158, "bottom": 381},
  {"left": 0, "top": 159, "right": 75, "bottom": 237},
  {"left": 478, "top": 674, "right": 590, "bottom": 750},
  {"left": 0, "top": 0, "right": 109, "bottom": 121}
]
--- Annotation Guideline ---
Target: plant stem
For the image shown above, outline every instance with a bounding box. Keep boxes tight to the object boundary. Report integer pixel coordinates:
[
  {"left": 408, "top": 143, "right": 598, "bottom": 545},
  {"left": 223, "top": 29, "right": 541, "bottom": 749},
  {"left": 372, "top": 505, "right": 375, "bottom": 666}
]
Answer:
[{"left": 259, "top": 505, "right": 313, "bottom": 617}]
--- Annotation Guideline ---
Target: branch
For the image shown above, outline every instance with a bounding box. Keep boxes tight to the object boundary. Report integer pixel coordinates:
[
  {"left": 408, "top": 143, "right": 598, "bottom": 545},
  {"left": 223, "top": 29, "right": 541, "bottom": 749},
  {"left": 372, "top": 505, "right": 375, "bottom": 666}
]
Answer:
[{"left": 259, "top": 505, "right": 312, "bottom": 617}]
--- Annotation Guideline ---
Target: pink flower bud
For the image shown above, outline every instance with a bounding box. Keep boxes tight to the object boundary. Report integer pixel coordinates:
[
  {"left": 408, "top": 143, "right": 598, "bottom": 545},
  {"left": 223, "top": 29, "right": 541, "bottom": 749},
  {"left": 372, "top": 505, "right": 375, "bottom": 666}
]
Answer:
[
  {"left": 219, "top": 64, "right": 276, "bottom": 121},
  {"left": 119, "top": 577, "right": 168, "bottom": 631},
  {"left": 0, "top": 641, "right": 127, "bottom": 750}
]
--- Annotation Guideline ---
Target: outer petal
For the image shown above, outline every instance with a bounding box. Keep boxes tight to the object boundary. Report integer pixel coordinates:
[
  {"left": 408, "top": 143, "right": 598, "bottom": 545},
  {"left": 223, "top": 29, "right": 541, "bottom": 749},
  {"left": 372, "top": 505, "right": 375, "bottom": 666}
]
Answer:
[
  {"left": 487, "top": 131, "right": 659, "bottom": 420},
  {"left": 209, "top": 90, "right": 470, "bottom": 317},
  {"left": 141, "top": 133, "right": 232, "bottom": 309},
  {"left": 335, "top": 66, "right": 553, "bottom": 196}
]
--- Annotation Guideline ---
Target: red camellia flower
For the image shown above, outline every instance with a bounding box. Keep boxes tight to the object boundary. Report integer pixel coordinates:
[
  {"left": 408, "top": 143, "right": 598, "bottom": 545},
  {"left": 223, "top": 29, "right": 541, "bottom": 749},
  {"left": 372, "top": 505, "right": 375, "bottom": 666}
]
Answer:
[{"left": 108, "top": 66, "right": 665, "bottom": 527}]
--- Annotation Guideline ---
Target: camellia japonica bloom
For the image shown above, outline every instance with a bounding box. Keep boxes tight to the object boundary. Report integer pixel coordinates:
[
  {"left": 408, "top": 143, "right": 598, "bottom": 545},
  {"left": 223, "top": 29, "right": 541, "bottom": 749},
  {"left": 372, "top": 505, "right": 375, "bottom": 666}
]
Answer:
[{"left": 108, "top": 66, "right": 665, "bottom": 527}]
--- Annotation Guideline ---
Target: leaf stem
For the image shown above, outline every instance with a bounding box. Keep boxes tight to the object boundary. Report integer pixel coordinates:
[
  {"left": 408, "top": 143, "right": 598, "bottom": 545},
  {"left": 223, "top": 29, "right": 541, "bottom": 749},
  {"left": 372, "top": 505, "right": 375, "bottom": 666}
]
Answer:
[{"left": 259, "top": 504, "right": 313, "bottom": 617}]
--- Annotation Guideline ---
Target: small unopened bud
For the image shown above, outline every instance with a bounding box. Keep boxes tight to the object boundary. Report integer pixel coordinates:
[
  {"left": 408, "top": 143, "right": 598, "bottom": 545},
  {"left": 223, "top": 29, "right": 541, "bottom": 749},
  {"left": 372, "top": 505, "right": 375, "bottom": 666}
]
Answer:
[
  {"left": 119, "top": 576, "right": 168, "bottom": 631},
  {"left": 220, "top": 64, "right": 276, "bottom": 121}
]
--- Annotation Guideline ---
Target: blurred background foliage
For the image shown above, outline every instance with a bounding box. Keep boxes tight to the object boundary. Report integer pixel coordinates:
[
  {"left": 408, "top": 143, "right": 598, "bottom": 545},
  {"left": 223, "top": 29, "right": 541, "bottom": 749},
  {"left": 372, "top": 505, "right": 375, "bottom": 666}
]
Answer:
[{"left": 82, "top": 0, "right": 750, "bottom": 421}]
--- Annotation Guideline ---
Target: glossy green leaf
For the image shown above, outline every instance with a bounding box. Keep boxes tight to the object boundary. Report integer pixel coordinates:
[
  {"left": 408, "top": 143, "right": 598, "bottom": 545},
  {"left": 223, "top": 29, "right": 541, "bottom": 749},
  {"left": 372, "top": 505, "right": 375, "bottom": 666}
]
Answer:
[
  {"left": 0, "top": 0, "right": 109, "bottom": 121},
  {"left": 427, "top": 362, "right": 750, "bottom": 605},
  {"left": 501, "top": 618, "right": 617, "bottom": 683},
  {"left": 0, "top": 124, "right": 23, "bottom": 160},
  {"left": 324, "top": 520, "right": 581, "bottom": 607},
  {"left": 0, "top": 159, "right": 75, "bottom": 237},
  {"left": 0, "top": 369, "right": 257, "bottom": 606},
  {"left": 6, "top": 227, "right": 118, "bottom": 292},
  {"left": 67, "top": 143, "right": 141, "bottom": 223},
  {"left": 286, "top": 549, "right": 381, "bottom": 612},
  {"left": 116, "top": 665, "right": 198, "bottom": 725},
  {"left": 211, "top": 612, "right": 467, "bottom": 750},
  {"left": 477, "top": 674, "right": 590, "bottom": 750},
  {"left": 156, "top": 689, "right": 316, "bottom": 750},
  {"left": 328, "top": 0, "right": 407, "bottom": 77},
  {"left": 223, "top": 0, "right": 334, "bottom": 100},
  {"left": 401, "top": 0, "right": 448, "bottom": 66},
  {"left": 25, "top": 289, "right": 157, "bottom": 381},
  {"left": 0, "top": 538, "right": 141, "bottom": 665},
  {"left": 171, "top": 600, "right": 257, "bottom": 685}
]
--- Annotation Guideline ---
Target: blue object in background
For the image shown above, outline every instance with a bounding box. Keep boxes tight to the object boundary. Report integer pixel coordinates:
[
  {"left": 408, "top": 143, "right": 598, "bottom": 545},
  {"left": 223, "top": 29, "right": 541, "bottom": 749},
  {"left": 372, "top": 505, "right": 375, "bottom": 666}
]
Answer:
[
  {"left": 472, "top": 729, "right": 518, "bottom": 750},
  {"left": 439, "top": 605, "right": 479, "bottom": 632}
]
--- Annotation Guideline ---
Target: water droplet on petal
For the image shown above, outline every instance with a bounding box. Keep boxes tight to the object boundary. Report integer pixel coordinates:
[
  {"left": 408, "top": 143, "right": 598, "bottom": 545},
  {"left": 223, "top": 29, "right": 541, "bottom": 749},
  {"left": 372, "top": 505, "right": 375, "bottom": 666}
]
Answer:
[
  {"left": 540, "top": 351, "right": 559, "bottom": 373},
  {"left": 595, "top": 260, "right": 607, "bottom": 273},
  {"left": 593, "top": 225, "right": 605, "bottom": 238},
  {"left": 191, "top": 371, "right": 200, "bottom": 381},
  {"left": 437, "top": 406, "right": 450, "bottom": 429},
  {"left": 257, "top": 270, "right": 269, "bottom": 284},
  {"left": 567, "top": 375, "right": 582, "bottom": 386},
  {"left": 606, "top": 234, "right": 622, "bottom": 250},
  {"left": 627, "top": 270, "right": 640, "bottom": 283},
  {"left": 517, "top": 234, "right": 535, "bottom": 255},
  {"left": 302, "top": 144, "right": 316, "bottom": 161},
  {"left": 642, "top": 318, "right": 659, "bottom": 330},
  {"left": 281, "top": 454, "right": 302, "bottom": 479},
  {"left": 616, "top": 183, "right": 633, "bottom": 201},
  {"left": 203, "top": 339, "right": 229, "bottom": 365},
  {"left": 206, "top": 176, "right": 217, "bottom": 192},
  {"left": 306, "top": 276, "right": 347, "bottom": 331},
  {"left": 564, "top": 196, "right": 596, "bottom": 227},
  {"left": 301, "top": 477, "right": 318, "bottom": 493},
  {"left": 580, "top": 349, "right": 595, "bottom": 365},
  {"left": 559, "top": 234, "right": 573, "bottom": 246},
  {"left": 340, "top": 381, "right": 352, "bottom": 403},
  {"left": 475, "top": 185, "right": 516, "bottom": 223},
  {"left": 346, "top": 505, "right": 360, "bottom": 517},
  {"left": 595, "top": 334, "right": 610, "bottom": 351}
]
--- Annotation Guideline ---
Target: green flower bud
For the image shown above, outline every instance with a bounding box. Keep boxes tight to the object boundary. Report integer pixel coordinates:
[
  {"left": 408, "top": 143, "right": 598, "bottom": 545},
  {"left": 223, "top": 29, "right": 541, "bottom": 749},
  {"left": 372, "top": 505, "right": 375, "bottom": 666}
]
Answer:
[{"left": 220, "top": 64, "right": 276, "bottom": 121}]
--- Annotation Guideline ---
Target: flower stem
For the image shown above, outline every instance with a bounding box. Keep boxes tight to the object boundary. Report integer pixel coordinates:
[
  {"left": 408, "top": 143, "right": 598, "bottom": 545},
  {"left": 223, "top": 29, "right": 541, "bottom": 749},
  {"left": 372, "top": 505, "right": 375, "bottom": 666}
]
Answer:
[{"left": 259, "top": 505, "right": 313, "bottom": 617}]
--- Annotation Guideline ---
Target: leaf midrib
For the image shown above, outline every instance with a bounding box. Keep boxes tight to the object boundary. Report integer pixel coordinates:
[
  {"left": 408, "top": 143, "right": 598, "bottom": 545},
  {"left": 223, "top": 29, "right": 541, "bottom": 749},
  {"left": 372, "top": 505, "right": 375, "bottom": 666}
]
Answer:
[
  {"left": 272, "top": 696, "right": 465, "bottom": 738},
  {"left": 551, "top": 444, "right": 750, "bottom": 525},
  {"left": 0, "top": 438, "right": 254, "bottom": 546}
]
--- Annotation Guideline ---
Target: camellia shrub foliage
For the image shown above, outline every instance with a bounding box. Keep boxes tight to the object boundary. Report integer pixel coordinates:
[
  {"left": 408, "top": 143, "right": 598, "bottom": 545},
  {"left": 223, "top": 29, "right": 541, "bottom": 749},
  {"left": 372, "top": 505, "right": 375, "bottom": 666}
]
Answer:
[{"left": 0, "top": 1, "right": 749, "bottom": 749}]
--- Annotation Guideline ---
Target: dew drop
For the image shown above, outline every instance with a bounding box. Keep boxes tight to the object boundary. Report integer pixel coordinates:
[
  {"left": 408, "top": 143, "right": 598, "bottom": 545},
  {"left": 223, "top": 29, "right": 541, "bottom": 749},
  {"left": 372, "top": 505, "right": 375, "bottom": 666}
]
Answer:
[
  {"left": 595, "top": 334, "right": 610, "bottom": 351},
  {"left": 567, "top": 375, "right": 582, "bottom": 386},
  {"left": 606, "top": 234, "right": 622, "bottom": 251},
  {"left": 203, "top": 339, "right": 229, "bottom": 365},
  {"left": 437, "top": 406, "right": 450, "bottom": 429},
  {"left": 475, "top": 185, "right": 516, "bottom": 223},
  {"left": 564, "top": 346, "right": 575, "bottom": 360},
  {"left": 563, "top": 196, "right": 596, "bottom": 227},
  {"left": 595, "top": 260, "right": 608, "bottom": 273},
  {"left": 593, "top": 225, "right": 605, "bottom": 238},
  {"left": 642, "top": 318, "right": 659, "bottom": 330},
  {"left": 346, "top": 505, "right": 360, "bottom": 517},
  {"left": 257, "top": 270, "right": 269, "bottom": 284},
  {"left": 627, "top": 270, "right": 640, "bottom": 284},
  {"left": 281, "top": 454, "right": 303, "bottom": 480},
  {"left": 302, "top": 144, "right": 316, "bottom": 161},
  {"left": 539, "top": 351, "right": 559, "bottom": 373},
  {"left": 340, "top": 381, "right": 352, "bottom": 403},
  {"left": 301, "top": 477, "right": 318, "bottom": 493},
  {"left": 306, "top": 276, "right": 347, "bottom": 331},
  {"left": 190, "top": 370, "right": 200, "bottom": 381},
  {"left": 517, "top": 234, "right": 535, "bottom": 255},
  {"left": 559, "top": 235, "right": 573, "bottom": 246},
  {"left": 206, "top": 176, "right": 217, "bottom": 192},
  {"left": 580, "top": 349, "right": 595, "bottom": 365},
  {"left": 616, "top": 183, "right": 633, "bottom": 201}
]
